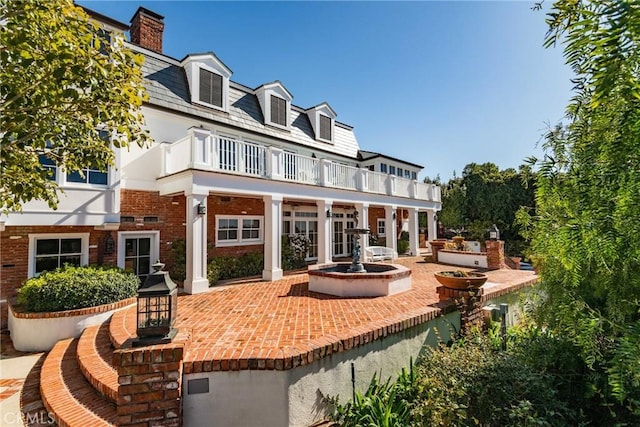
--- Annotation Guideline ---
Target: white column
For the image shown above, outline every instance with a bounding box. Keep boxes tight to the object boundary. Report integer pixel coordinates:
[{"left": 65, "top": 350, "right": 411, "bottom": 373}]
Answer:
[
  {"left": 354, "top": 202, "right": 370, "bottom": 250},
  {"left": 263, "top": 195, "right": 283, "bottom": 281},
  {"left": 316, "top": 199, "right": 333, "bottom": 264},
  {"left": 408, "top": 208, "right": 420, "bottom": 256},
  {"left": 184, "top": 192, "right": 209, "bottom": 294},
  {"left": 384, "top": 205, "right": 398, "bottom": 257},
  {"left": 426, "top": 210, "right": 438, "bottom": 248}
]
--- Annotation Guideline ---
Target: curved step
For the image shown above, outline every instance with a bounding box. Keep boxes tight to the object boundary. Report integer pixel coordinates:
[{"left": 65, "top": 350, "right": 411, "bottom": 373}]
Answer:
[
  {"left": 109, "top": 305, "right": 136, "bottom": 349},
  {"left": 77, "top": 322, "right": 118, "bottom": 403},
  {"left": 41, "top": 338, "right": 116, "bottom": 427}
]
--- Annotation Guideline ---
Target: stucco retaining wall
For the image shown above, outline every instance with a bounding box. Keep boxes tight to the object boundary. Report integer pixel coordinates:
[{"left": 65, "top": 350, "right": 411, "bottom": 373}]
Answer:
[
  {"left": 182, "top": 311, "right": 459, "bottom": 427},
  {"left": 8, "top": 298, "right": 135, "bottom": 352},
  {"left": 438, "top": 249, "right": 488, "bottom": 268}
]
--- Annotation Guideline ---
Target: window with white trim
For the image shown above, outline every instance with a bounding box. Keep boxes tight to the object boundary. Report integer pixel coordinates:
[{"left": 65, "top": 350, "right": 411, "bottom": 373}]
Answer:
[
  {"left": 377, "top": 219, "right": 386, "bottom": 237},
  {"left": 380, "top": 163, "right": 388, "bottom": 173},
  {"left": 216, "top": 215, "right": 263, "bottom": 246},
  {"left": 29, "top": 233, "right": 89, "bottom": 277},
  {"left": 411, "top": 171, "right": 417, "bottom": 180},
  {"left": 389, "top": 165, "right": 396, "bottom": 175}
]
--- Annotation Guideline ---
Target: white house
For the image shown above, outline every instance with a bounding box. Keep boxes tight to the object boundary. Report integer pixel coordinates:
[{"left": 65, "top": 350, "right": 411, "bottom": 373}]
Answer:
[{"left": 0, "top": 6, "right": 441, "bottom": 322}]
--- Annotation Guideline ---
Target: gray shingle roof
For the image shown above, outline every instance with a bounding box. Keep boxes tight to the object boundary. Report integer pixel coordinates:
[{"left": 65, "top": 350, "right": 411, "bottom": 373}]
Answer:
[{"left": 141, "top": 53, "right": 361, "bottom": 159}]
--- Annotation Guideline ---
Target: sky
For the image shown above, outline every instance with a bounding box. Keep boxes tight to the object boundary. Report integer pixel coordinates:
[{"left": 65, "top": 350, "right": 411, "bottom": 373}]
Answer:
[{"left": 78, "top": 0, "right": 574, "bottom": 182}]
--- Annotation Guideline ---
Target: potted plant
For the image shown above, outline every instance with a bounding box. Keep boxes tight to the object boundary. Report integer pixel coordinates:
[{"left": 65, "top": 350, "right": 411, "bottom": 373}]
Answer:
[{"left": 434, "top": 270, "right": 488, "bottom": 290}]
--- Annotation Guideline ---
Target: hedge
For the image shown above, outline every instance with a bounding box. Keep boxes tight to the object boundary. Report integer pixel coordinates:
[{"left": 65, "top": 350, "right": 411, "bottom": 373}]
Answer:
[{"left": 17, "top": 265, "right": 139, "bottom": 312}]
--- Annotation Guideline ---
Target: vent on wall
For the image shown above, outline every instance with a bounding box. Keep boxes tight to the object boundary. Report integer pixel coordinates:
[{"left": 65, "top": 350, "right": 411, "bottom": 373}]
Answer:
[
  {"left": 220, "top": 196, "right": 231, "bottom": 202},
  {"left": 143, "top": 216, "right": 159, "bottom": 223},
  {"left": 121, "top": 216, "right": 135, "bottom": 223}
]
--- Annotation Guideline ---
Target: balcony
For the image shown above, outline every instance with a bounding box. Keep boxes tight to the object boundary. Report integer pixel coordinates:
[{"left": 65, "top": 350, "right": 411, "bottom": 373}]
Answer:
[{"left": 162, "top": 128, "right": 441, "bottom": 203}]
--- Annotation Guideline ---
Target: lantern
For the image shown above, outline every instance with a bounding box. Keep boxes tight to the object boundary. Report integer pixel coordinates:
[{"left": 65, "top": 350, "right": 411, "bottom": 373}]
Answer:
[
  {"left": 134, "top": 261, "right": 178, "bottom": 346},
  {"left": 489, "top": 224, "right": 500, "bottom": 241}
]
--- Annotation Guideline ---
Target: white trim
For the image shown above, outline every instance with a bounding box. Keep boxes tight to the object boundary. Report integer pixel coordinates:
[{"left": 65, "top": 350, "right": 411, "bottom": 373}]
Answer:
[
  {"left": 215, "top": 215, "right": 264, "bottom": 247},
  {"left": 28, "top": 233, "right": 90, "bottom": 277},
  {"left": 117, "top": 230, "right": 160, "bottom": 272},
  {"left": 377, "top": 219, "right": 386, "bottom": 237}
]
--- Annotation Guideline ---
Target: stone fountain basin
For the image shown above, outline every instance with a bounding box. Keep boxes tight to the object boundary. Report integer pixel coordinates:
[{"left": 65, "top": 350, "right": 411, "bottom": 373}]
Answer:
[{"left": 308, "top": 263, "right": 412, "bottom": 297}]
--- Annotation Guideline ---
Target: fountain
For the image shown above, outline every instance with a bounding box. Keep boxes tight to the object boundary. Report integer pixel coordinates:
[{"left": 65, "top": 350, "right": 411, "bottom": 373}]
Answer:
[{"left": 308, "top": 210, "right": 412, "bottom": 297}]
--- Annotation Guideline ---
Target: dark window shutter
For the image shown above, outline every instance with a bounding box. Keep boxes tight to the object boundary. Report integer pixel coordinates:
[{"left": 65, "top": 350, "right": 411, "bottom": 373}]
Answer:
[
  {"left": 319, "top": 115, "right": 331, "bottom": 140},
  {"left": 199, "top": 68, "right": 223, "bottom": 107},
  {"left": 270, "top": 95, "right": 286, "bottom": 126}
]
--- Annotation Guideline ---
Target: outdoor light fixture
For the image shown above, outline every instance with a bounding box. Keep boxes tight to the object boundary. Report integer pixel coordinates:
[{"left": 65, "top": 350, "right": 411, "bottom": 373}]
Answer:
[
  {"left": 197, "top": 201, "right": 207, "bottom": 215},
  {"left": 135, "top": 261, "right": 178, "bottom": 346},
  {"left": 489, "top": 224, "right": 500, "bottom": 241},
  {"left": 326, "top": 209, "right": 332, "bottom": 218},
  {"left": 103, "top": 232, "right": 114, "bottom": 255},
  {"left": 393, "top": 212, "right": 396, "bottom": 220}
]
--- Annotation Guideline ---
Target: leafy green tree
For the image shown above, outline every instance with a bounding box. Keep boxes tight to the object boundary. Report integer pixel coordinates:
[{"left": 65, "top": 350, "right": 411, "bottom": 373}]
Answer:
[
  {"left": 521, "top": 0, "right": 640, "bottom": 420},
  {"left": 0, "top": 0, "right": 152, "bottom": 212}
]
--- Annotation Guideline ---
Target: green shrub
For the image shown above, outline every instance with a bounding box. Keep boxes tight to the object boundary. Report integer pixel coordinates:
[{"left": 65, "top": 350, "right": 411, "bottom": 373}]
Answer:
[
  {"left": 207, "top": 252, "right": 263, "bottom": 284},
  {"left": 397, "top": 231, "right": 410, "bottom": 255},
  {"left": 168, "top": 239, "right": 186, "bottom": 283},
  {"left": 17, "top": 265, "right": 139, "bottom": 312},
  {"left": 281, "top": 234, "right": 308, "bottom": 270}
]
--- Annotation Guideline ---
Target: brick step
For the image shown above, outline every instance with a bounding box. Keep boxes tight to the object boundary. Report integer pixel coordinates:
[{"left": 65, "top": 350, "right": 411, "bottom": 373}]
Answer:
[
  {"left": 77, "top": 322, "right": 118, "bottom": 403},
  {"left": 109, "top": 305, "right": 136, "bottom": 349},
  {"left": 19, "top": 354, "right": 51, "bottom": 426},
  {"left": 41, "top": 338, "right": 116, "bottom": 427}
]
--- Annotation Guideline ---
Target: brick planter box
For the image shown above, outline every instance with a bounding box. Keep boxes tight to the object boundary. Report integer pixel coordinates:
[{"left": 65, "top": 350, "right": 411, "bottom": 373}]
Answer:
[{"left": 8, "top": 297, "right": 136, "bottom": 352}]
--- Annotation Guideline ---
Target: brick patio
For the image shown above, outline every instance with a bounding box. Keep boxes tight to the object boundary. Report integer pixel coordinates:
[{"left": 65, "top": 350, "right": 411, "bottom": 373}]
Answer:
[{"left": 111, "top": 257, "right": 537, "bottom": 373}]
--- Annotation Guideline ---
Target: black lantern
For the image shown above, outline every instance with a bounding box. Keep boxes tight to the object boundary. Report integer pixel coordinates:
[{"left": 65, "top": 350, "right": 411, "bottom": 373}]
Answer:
[
  {"left": 489, "top": 224, "right": 500, "bottom": 241},
  {"left": 103, "top": 232, "right": 114, "bottom": 255},
  {"left": 134, "top": 261, "right": 178, "bottom": 346}
]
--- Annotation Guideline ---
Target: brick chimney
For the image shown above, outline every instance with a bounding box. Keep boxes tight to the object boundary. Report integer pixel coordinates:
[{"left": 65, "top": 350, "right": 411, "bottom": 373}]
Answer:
[{"left": 130, "top": 7, "right": 164, "bottom": 54}]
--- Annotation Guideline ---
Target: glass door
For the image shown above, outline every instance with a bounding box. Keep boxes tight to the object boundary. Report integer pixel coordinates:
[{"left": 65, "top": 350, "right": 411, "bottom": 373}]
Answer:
[{"left": 124, "top": 237, "right": 152, "bottom": 283}]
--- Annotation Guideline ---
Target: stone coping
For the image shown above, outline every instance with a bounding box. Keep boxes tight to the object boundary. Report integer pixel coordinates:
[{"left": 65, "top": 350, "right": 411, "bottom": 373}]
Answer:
[
  {"left": 439, "top": 249, "right": 487, "bottom": 255},
  {"left": 308, "top": 262, "right": 411, "bottom": 280},
  {"left": 9, "top": 297, "right": 136, "bottom": 319}
]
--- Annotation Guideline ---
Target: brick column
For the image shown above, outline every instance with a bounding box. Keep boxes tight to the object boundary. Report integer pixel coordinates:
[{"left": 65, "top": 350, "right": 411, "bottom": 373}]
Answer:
[
  {"left": 429, "top": 240, "right": 446, "bottom": 262},
  {"left": 114, "top": 342, "right": 187, "bottom": 426},
  {"left": 486, "top": 240, "right": 507, "bottom": 270},
  {"left": 436, "top": 286, "right": 485, "bottom": 334}
]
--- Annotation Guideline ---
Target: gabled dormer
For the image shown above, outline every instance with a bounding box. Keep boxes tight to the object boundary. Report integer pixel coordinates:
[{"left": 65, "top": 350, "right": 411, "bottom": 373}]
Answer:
[
  {"left": 255, "top": 81, "right": 293, "bottom": 130},
  {"left": 306, "top": 102, "right": 337, "bottom": 144},
  {"left": 181, "top": 53, "right": 232, "bottom": 112}
]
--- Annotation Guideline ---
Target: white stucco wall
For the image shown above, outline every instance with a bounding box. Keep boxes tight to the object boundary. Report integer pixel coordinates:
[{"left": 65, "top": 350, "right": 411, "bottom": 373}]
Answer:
[
  {"left": 8, "top": 307, "right": 124, "bottom": 352},
  {"left": 438, "top": 250, "right": 488, "bottom": 269},
  {"left": 182, "top": 311, "right": 459, "bottom": 427}
]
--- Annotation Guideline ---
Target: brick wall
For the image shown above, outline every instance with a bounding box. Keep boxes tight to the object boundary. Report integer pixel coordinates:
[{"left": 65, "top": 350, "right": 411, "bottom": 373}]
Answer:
[
  {"left": 0, "top": 225, "right": 106, "bottom": 330},
  {"left": 436, "top": 286, "right": 485, "bottom": 334}
]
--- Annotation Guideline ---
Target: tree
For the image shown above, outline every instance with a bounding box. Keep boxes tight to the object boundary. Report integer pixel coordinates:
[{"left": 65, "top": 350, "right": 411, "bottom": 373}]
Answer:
[
  {"left": 522, "top": 0, "right": 640, "bottom": 420},
  {"left": 0, "top": 0, "right": 152, "bottom": 212}
]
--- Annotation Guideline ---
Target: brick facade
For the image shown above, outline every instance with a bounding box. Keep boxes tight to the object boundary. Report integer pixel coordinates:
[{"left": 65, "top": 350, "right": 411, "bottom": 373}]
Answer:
[{"left": 206, "top": 195, "right": 264, "bottom": 258}]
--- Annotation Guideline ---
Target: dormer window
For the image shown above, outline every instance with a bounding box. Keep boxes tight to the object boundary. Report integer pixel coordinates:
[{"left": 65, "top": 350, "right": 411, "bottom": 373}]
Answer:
[
  {"left": 306, "top": 102, "right": 336, "bottom": 143},
  {"left": 270, "top": 95, "right": 287, "bottom": 127},
  {"left": 199, "top": 68, "right": 223, "bottom": 108},
  {"left": 255, "top": 81, "right": 293, "bottom": 130},
  {"left": 319, "top": 115, "right": 332, "bottom": 141},
  {"left": 182, "top": 53, "right": 232, "bottom": 112}
]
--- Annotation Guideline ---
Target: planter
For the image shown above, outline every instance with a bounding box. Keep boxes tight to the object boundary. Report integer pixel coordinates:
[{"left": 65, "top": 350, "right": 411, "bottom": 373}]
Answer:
[
  {"left": 8, "top": 297, "right": 136, "bottom": 352},
  {"left": 434, "top": 271, "right": 488, "bottom": 290}
]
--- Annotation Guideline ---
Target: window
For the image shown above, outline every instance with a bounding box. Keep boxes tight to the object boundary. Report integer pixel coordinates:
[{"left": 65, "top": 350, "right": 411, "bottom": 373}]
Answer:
[
  {"left": 380, "top": 163, "right": 388, "bottom": 173},
  {"left": 29, "top": 233, "right": 88, "bottom": 277},
  {"left": 377, "top": 219, "right": 386, "bottom": 237},
  {"left": 216, "top": 216, "right": 263, "bottom": 246},
  {"left": 397, "top": 167, "right": 403, "bottom": 177},
  {"left": 389, "top": 166, "right": 396, "bottom": 175},
  {"left": 411, "top": 171, "right": 417, "bottom": 180},
  {"left": 199, "top": 68, "right": 223, "bottom": 108},
  {"left": 39, "top": 155, "right": 57, "bottom": 181},
  {"left": 319, "top": 115, "right": 332, "bottom": 141},
  {"left": 117, "top": 232, "right": 159, "bottom": 283},
  {"left": 368, "top": 165, "right": 375, "bottom": 171},
  {"left": 242, "top": 219, "right": 261, "bottom": 240},
  {"left": 67, "top": 164, "right": 108, "bottom": 185},
  {"left": 404, "top": 170, "right": 411, "bottom": 179},
  {"left": 270, "top": 95, "right": 287, "bottom": 126}
]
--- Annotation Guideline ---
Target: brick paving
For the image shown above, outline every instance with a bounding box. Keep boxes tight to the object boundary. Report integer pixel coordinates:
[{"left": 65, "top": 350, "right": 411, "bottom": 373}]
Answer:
[{"left": 113, "top": 257, "right": 538, "bottom": 373}]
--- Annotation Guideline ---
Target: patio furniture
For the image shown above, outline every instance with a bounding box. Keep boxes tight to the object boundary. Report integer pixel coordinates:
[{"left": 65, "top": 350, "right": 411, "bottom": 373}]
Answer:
[{"left": 364, "top": 246, "right": 398, "bottom": 262}]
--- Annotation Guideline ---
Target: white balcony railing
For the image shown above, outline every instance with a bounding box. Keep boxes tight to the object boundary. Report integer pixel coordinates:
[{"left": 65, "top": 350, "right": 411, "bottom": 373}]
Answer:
[{"left": 162, "top": 129, "right": 441, "bottom": 203}]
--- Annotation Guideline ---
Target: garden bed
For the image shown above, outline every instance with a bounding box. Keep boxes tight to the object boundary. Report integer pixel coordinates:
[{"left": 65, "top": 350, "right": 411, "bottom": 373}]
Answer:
[{"left": 8, "top": 297, "right": 136, "bottom": 352}]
